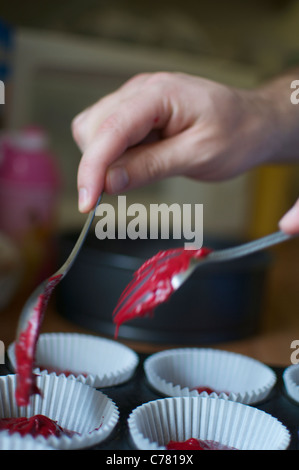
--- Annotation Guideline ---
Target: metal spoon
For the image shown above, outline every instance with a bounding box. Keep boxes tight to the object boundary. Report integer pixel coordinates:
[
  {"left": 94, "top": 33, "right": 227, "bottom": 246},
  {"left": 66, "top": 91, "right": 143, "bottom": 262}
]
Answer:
[
  {"left": 16, "top": 194, "right": 102, "bottom": 337},
  {"left": 112, "top": 229, "right": 297, "bottom": 330},
  {"left": 171, "top": 229, "right": 296, "bottom": 290}
]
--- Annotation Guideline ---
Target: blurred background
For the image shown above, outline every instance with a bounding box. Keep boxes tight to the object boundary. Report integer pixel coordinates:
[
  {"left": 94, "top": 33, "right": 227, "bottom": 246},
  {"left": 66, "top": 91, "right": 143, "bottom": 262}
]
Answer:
[
  {"left": 1, "top": 0, "right": 299, "bottom": 236},
  {"left": 0, "top": 0, "right": 299, "bottom": 347}
]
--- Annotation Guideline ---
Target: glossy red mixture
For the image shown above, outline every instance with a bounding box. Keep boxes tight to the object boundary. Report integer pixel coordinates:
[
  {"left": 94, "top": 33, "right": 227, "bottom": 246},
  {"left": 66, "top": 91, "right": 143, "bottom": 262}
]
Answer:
[
  {"left": 191, "top": 386, "right": 230, "bottom": 395},
  {"left": 37, "top": 365, "right": 88, "bottom": 377},
  {"left": 0, "top": 414, "right": 76, "bottom": 438},
  {"left": 14, "top": 274, "right": 63, "bottom": 406},
  {"left": 192, "top": 386, "right": 216, "bottom": 394},
  {"left": 113, "top": 247, "right": 210, "bottom": 336},
  {"left": 166, "top": 438, "right": 237, "bottom": 450}
]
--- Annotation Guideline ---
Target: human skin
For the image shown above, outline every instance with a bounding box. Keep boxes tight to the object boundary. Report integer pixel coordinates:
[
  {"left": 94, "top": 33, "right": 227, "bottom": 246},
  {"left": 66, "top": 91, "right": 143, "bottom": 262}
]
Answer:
[{"left": 71, "top": 71, "right": 299, "bottom": 233}]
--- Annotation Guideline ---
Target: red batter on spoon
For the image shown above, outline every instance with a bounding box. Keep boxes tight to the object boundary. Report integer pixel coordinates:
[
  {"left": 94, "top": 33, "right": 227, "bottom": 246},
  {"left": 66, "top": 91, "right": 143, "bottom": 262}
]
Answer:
[
  {"left": 14, "top": 274, "right": 63, "bottom": 406},
  {"left": 113, "top": 247, "right": 210, "bottom": 336}
]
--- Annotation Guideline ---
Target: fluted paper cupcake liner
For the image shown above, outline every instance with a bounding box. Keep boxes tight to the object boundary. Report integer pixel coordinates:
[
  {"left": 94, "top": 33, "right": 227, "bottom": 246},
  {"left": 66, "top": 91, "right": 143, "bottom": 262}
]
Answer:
[
  {"left": 283, "top": 364, "right": 299, "bottom": 404},
  {"left": 8, "top": 332, "right": 139, "bottom": 388},
  {"left": 128, "top": 396, "right": 291, "bottom": 450},
  {"left": 0, "top": 374, "right": 119, "bottom": 450},
  {"left": 0, "top": 430, "right": 55, "bottom": 450},
  {"left": 144, "top": 348, "right": 276, "bottom": 404}
]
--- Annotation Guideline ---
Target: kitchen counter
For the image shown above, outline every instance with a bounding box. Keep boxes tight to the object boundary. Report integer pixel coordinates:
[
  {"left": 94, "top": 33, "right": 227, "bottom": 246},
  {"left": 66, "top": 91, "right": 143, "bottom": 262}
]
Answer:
[{"left": 1, "top": 238, "right": 299, "bottom": 368}]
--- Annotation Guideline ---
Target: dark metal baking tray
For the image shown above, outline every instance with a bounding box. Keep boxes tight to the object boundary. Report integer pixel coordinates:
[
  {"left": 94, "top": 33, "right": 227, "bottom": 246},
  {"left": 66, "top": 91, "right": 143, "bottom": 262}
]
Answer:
[
  {"left": 1, "top": 355, "right": 298, "bottom": 450},
  {"left": 56, "top": 233, "right": 270, "bottom": 345}
]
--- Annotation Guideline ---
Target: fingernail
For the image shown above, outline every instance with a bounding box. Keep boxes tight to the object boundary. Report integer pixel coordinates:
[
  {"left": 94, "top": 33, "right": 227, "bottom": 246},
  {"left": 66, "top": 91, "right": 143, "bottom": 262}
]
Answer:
[
  {"left": 78, "top": 187, "right": 90, "bottom": 212},
  {"left": 108, "top": 167, "right": 129, "bottom": 193}
]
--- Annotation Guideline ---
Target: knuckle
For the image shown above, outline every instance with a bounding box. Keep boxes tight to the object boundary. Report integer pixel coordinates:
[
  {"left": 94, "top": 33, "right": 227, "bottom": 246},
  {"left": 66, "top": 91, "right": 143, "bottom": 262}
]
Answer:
[
  {"left": 99, "top": 113, "right": 126, "bottom": 141},
  {"left": 99, "top": 113, "right": 120, "bottom": 132},
  {"left": 143, "top": 149, "right": 164, "bottom": 180},
  {"left": 71, "top": 115, "right": 80, "bottom": 135},
  {"left": 143, "top": 72, "right": 179, "bottom": 108},
  {"left": 145, "top": 71, "right": 173, "bottom": 85},
  {"left": 126, "top": 72, "right": 151, "bottom": 85},
  {"left": 71, "top": 117, "right": 85, "bottom": 147},
  {"left": 97, "top": 112, "right": 130, "bottom": 150}
]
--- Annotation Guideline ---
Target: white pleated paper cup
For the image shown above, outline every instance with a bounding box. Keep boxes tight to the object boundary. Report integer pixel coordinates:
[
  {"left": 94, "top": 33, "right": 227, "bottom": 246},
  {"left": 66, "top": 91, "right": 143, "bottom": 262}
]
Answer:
[
  {"left": 8, "top": 332, "right": 139, "bottom": 388},
  {"left": 0, "top": 374, "right": 119, "bottom": 450},
  {"left": 283, "top": 364, "right": 299, "bottom": 404},
  {"left": 144, "top": 348, "right": 276, "bottom": 404},
  {"left": 0, "top": 431, "right": 55, "bottom": 450},
  {"left": 128, "top": 396, "right": 291, "bottom": 450}
]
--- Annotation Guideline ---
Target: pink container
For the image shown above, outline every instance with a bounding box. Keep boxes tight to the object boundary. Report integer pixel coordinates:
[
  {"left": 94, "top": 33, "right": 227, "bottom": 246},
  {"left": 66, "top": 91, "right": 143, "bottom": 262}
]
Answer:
[{"left": 0, "top": 126, "right": 61, "bottom": 285}]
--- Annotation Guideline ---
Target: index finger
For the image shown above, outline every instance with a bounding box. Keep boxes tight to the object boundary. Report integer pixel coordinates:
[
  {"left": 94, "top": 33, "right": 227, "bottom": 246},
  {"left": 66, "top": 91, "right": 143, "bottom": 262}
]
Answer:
[{"left": 77, "top": 87, "right": 170, "bottom": 212}]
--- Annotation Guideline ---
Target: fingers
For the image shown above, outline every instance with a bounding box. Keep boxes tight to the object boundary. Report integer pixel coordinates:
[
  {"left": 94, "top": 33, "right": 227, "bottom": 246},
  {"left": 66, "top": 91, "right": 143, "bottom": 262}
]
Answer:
[
  {"left": 279, "top": 198, "right": 299, "bottom": 234},
  {"left": 105, "top": 130, "right": 192, "bottom": 194},
  {"left": 72, "top": 72, "right": 247, "bottom": 213},
  {"left": 74, "top": 84, "right": 170, "bottom": 212},
  {"left": 72, "top": 73, "right": 152, "bottom": 152}
]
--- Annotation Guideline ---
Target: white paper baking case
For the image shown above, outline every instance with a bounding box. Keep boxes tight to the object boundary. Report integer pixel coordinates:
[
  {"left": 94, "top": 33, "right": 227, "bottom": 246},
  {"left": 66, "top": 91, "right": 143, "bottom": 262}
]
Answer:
[
  {"left": 8, "top": 332, "right": 139, "bottom": 388},
  {"left": 0, "top": 373, "right": 119, "bottom": 450},
  {"left": 283, "top": 364, "right": 299, "bottom": 404},
  {"left": 144, "top": 348, "right": 276, "bottom": 404},
  {"left": 128, "top": 396, "right": 290, "bottom": 450}
]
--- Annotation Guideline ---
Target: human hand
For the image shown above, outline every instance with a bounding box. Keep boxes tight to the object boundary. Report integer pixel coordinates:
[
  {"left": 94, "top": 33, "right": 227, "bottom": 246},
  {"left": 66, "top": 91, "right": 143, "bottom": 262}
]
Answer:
[
  {"left": 72, "top": 72, "right": 279, "bottom": 213},
  {"left": 279, "top": 199, "right": 299, "bottom": 234}
]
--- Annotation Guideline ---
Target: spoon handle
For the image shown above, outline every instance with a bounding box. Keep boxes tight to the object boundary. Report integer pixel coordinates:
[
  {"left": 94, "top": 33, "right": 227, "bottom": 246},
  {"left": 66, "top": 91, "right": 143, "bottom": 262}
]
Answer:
[{"left": 207, "top": 230, "right": 296, "bottom": 263}]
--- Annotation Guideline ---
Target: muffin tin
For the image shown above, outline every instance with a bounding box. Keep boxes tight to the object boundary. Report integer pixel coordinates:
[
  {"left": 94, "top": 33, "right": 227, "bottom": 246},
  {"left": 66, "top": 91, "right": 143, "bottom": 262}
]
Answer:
[{"left": 1, "top": 347, "right": 299, "bottom": 450}]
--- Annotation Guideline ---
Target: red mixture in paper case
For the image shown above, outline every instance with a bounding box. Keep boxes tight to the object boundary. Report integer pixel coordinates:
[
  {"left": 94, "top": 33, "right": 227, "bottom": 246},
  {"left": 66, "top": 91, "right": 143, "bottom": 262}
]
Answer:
[
  {"left": 37, "top": 365, "right": 88, "bottom": 377},
  {"left": 166, "top": 438, "right": 237, "bottom": 450},
  {"left": 0, "top": 414, "right": 77, "bottom": 438},
  {"left": 192, "top": 386, "right": 217, "bottom": 394},
  {"left": 191, "top": 386, "right": 230, "bottom": 395}
]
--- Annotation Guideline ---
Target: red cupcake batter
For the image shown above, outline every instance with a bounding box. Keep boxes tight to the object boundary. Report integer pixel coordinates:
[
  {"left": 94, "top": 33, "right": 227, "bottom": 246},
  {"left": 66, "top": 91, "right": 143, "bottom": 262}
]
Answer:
[
  {"left": 191, "top": 386, "right": 230, "bottom": 395},
  {"left": 37, "top": 365, "right": 88, "bottom": 377},
  {"left": 113, "top": 247, "right": 210, "bottom": 336},
  {"left": 0, "top": 414, "right": 77, "bottom": 438},
  {"left": 192, "top": 386, "right": 216, "bottom": 394},
  {"left": 14, "top": 274, "right": 63, "bottom": 406},
  {"left": 166, "top": 438, "right": 237, "bottom": 450}
]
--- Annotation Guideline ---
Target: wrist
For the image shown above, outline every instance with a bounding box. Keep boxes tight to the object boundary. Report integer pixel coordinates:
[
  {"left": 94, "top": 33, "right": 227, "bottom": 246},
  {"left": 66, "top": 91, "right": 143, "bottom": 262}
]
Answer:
[
  {"left": 227, "top": 86, "right": 280, "bottom": 172},
  {"left": 253, "top": 73, "right": 299, "bottom": 164}
]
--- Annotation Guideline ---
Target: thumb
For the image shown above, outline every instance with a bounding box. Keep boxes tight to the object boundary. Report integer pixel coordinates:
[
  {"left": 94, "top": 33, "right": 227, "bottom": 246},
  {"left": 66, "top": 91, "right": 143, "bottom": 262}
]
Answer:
[
  {"left": 279, "top": 198, "right": 299, "bottom": 234},
  {"left": 105, "top": 134, "right": 186, "bottom": 194}
]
